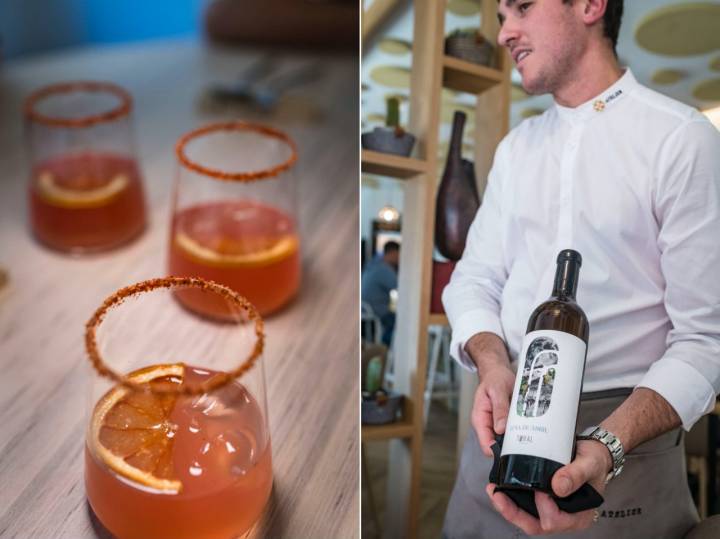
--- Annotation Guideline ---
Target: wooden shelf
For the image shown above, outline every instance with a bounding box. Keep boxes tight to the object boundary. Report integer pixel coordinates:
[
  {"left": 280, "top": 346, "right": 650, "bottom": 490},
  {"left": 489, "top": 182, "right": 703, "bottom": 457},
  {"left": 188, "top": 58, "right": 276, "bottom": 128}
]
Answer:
[
  {"left": 362, "top": 398, "right": 415, "bottom": 441},
  {"left": 442, "top": 55, "right": 504, "bottom": 95},
  {"left": 428, "top": 313, "right": 448, "bottom": 326},
  {"left": 362, "top": 418, "right": 415, "bottom": 442},
  {"left": 370, "top": 3, "right": 509, "bottom": 536},
  {"left": 361, "top": 150, "right": 429, "bottom": 179}
]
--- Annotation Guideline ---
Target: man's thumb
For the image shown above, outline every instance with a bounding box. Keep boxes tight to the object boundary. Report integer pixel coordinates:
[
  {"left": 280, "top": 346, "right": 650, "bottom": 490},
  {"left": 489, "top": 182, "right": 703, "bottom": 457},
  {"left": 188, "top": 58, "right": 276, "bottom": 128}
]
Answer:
[
  {"left": 552, "top": 461, "right": 590, "bottom": 498},
  {"left": 489, "top": 391, "right": 509, "bottom": 433}
]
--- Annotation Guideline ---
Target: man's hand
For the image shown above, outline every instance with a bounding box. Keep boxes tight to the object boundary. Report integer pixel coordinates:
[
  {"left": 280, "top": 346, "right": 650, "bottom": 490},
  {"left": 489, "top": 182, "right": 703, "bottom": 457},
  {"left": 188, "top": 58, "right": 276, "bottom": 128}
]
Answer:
[
  {"left": 486, "top": 439, "right": 611, "bottom": 535},
  {"left": 472, "top": 365, "right": 515, "bottom": 457},
  {"left": 464, "top": 332, "right": 515, "bottom": 457}
]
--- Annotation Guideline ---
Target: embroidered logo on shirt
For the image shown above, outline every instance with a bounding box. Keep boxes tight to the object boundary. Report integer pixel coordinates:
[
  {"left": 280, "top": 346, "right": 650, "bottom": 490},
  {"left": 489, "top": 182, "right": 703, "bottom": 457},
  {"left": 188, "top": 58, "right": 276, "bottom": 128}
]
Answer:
[
  {"left": 605, "top": 89, "right": 623, "bottom": 104},
  {"left": 595, "top": 89, "right": 623, "bottom": 112}
]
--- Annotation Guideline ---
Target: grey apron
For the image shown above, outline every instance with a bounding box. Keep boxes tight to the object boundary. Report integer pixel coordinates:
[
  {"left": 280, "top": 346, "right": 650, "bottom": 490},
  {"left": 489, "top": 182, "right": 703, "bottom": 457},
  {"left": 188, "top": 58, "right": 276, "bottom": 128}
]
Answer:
[{"left": 442, "top": 389, "right": 699, "bottom": 539}]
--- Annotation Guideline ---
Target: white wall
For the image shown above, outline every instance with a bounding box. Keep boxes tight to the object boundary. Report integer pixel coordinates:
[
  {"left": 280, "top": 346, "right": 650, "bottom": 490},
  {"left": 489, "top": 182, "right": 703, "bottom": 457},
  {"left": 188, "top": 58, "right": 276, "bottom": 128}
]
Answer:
[{"left": 361, "top": 175, "right": 405, "bottom": 253}]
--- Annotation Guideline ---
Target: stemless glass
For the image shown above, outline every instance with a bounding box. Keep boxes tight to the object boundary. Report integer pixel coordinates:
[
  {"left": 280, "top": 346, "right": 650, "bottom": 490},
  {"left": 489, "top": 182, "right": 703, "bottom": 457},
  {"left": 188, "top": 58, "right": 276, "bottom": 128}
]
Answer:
[
  {"left": 168, "top": 122, "right": 300, "bottom": 319},
  {"left": 24, "top": 81, "right": 147, "bottom": 252},
  {"left": 84, "top": 277, "right": 271, "bottom": 539}
]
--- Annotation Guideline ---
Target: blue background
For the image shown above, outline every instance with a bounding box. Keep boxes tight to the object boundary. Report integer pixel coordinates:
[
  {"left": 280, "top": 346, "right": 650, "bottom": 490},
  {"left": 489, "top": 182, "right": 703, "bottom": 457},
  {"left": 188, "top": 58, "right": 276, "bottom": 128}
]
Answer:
[{"left": 1, "top": 0, "right": 205, "bottom": 59}]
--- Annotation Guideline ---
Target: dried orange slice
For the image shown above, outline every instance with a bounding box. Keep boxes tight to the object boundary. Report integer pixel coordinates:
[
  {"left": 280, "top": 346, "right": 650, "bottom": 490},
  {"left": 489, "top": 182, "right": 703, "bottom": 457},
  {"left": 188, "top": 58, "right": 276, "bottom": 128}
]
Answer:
[
  {"left": 89, "top": 364, "right": 184, "bottom": 493},
  {"left": 174, "top": 231, "right": 298, "bottom": 269},
  {"left": 36, "top": 170, "right": 128, "bottom": 209}
]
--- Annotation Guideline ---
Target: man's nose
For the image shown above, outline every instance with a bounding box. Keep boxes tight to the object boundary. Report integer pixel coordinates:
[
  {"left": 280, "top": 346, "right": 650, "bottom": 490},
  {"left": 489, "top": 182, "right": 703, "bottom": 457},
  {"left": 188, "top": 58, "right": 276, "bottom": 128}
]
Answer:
[{"left": 497, "top": 21, "right": 519, "bottom": 49}]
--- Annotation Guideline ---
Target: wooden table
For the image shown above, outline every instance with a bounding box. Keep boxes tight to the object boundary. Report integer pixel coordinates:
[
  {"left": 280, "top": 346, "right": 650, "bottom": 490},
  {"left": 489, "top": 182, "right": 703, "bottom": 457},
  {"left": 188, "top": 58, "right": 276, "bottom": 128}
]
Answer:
[{"left": 0, "top": 38, "right": 358, "bottom": 538}]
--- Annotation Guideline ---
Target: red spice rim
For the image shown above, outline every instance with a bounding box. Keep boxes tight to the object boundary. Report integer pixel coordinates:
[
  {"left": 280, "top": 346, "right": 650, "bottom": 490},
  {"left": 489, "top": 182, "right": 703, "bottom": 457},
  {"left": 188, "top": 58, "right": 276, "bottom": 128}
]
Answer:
[
  {"left": 24, "top": 81, "right": 132, "bottom": 128},
  {"left": 85, "top": 276, "right": 264, "bottom": 395},
  {"left": 175, "top": 121, "right": 298, "bottom": 182}
]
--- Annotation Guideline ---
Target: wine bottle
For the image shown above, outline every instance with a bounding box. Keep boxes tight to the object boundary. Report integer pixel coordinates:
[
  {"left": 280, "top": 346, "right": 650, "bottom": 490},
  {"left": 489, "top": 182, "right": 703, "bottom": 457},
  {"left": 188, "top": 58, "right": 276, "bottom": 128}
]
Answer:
[{"left": 497, "top": 249, "right": 589, "bottom": 493}]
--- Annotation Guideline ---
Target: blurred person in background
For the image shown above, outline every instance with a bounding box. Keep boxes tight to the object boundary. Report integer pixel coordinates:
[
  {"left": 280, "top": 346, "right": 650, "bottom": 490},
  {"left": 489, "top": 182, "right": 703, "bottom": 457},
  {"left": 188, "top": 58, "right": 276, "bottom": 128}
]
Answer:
[{"left": 362, "top": 241, "right": 399, "bottom": 346}]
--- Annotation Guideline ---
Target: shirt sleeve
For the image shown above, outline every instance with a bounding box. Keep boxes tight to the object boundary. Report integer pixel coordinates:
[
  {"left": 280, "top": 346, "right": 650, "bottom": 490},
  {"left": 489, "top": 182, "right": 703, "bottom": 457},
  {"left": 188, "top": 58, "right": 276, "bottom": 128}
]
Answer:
[
  {"left": 384, "top": 265, "right": 398, "bottom": 292},
  {"left": 637, "top": 119, "right": 720, "bottom": 431},
  {"left": 442, "top": 137, "right": 510, "bottom": 371}
]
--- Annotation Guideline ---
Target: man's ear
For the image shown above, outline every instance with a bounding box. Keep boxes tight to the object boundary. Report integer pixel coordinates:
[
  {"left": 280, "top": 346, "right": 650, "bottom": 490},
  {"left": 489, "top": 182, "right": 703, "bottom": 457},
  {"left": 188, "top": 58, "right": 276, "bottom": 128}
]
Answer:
[{"left": 579, "top": 0, "right": 608, "bottom": 26}]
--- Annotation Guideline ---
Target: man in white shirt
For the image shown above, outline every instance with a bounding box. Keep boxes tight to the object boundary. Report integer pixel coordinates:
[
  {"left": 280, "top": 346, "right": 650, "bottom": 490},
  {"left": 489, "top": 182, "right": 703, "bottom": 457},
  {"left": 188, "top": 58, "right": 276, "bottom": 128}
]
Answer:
[{"left": 441, "top": 0, "right": 720, "bottom": 537}]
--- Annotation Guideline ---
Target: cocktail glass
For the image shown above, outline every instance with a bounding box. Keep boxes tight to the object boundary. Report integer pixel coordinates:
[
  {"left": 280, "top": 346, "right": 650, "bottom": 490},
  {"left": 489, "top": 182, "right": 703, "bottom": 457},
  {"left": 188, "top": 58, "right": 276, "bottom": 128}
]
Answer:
[
  {"left": 168, "top": 121, "right": 300, "bottom": 319},
  {"left": 24, "top": 81, "right": 147, "bottom": 252},
  {"left": 84, "top": 277, "right": 271, "bottom": 539}
]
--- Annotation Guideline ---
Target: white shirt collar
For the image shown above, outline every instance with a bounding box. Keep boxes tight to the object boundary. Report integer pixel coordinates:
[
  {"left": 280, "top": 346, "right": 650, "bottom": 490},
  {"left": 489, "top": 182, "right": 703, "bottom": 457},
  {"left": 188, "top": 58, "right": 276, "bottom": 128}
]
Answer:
[{"left": 554, "top": 68, "right": 637, "bottom": 123}]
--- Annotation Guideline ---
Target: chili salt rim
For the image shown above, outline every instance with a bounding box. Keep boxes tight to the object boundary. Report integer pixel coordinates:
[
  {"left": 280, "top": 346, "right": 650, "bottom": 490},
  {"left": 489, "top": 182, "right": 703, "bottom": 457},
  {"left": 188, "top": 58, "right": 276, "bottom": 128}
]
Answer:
[
  {"left": 24, "top": 81, "right": 132, "bottom": 128},
  {"left": 85, "top": 276, "right": 264, "bottom": 395},
  {"left": 175, "top": 121, "right": 298, "bottom": 182}
]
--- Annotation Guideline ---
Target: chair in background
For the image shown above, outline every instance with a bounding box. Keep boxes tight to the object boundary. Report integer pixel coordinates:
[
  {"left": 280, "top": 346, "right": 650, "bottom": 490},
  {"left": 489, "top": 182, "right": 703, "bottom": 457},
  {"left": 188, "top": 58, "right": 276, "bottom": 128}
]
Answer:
[
  {"left": 361, "top": 301, "right": 383, "bottom": 345},
  {"left": 362, "top": 301, "right": 399, "bottom": 387},
  {"left": 424, "top": 324, "right": 458, "bottom": 429}
]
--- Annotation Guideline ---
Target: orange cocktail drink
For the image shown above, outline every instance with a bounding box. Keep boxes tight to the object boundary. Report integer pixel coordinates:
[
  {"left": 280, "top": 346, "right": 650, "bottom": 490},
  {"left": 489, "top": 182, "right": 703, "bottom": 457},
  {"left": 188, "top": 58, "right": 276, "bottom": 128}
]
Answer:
[
  {"left": 24, "top": 81, "right": 147, "bottom": 253},
  {"left": 84, "top": 278, "right": 272, "bottom": 539},
  {"left": 85, "top": 365, "right": 272, "bottom": 539},
  {"left": 169, "top": 200, "right": 300, "bottom": 318},
  {"left": 169, "top": 122, "right": 301, "bottom": 319},
  {"left": 29, "top": 151, "right": 146, "bottom": 251}
]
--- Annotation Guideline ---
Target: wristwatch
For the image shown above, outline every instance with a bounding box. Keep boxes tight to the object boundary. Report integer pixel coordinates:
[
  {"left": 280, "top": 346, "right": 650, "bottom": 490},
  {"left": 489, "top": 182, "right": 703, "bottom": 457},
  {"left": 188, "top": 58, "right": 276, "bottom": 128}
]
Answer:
[{"left": 578, "top": 426, "right": 625, "bottom": 484}]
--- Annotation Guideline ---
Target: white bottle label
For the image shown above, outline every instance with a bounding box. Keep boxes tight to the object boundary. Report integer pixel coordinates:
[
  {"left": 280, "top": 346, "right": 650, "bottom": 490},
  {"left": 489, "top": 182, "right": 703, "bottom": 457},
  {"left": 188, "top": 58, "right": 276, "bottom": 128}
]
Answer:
[{"left": 500, "top": 329, "right": 587, "bottom": 464}]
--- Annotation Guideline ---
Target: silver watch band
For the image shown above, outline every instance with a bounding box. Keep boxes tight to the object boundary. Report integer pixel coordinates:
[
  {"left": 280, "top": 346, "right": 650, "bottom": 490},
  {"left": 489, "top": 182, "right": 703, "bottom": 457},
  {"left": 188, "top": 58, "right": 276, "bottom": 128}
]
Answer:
[{"left": 578, "top": 426, "right": 625, "bottom": 483}]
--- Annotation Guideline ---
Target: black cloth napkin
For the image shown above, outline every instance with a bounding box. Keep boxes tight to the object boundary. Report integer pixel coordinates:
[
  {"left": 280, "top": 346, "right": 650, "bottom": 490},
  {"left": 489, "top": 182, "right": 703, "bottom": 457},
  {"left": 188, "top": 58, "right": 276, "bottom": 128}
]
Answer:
[{"left": 488, "top": 434, "right": 604, "bottom": 518}]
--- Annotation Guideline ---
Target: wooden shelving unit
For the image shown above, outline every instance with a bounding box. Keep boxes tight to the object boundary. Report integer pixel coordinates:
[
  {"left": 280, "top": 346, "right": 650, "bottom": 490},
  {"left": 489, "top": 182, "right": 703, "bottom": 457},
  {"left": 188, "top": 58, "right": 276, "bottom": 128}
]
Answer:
[
  {"left": 428, "top": 313, "right": 449, "bottom": 326},
  {"left": 362, "top": 417, "right": 415, "bottom": 442},
  {"left": 362, "top": 420, "right": 415, "bottom": 441},
  {"left": 442, "top": 55, "right": 504, "bottom": 95},
  {"left": 362, "top": 399, "right": 416, "bottom": 441},
  {"left": 361, "top": 2, "right": 510, "bottom": 537},
  {"left": 361, "top": 150, "right": 429, "bottom": 178}
]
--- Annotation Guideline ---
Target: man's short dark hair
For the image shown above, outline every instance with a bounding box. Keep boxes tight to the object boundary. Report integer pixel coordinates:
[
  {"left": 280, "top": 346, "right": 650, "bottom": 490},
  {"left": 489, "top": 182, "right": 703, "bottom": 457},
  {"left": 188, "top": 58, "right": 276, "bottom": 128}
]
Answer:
[
  {"left": 602, "top": 0, "right": 624, "bottom": 54},
  {"left": 563, "top": 0, "right": 624, "bottom": 54},
  {"left": 383, "top": 241, "right": 400, "bottom": 254}
]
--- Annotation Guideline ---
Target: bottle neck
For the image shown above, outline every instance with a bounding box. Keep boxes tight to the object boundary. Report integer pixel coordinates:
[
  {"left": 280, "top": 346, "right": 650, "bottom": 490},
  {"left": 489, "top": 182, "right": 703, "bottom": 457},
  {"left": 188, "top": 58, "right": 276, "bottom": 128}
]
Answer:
[
  {"left": 551, "top": 258, "right": 580, "bottom": 300},
  {"left": 448, "top": 111, "right": 466, "bottom": 163}
]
